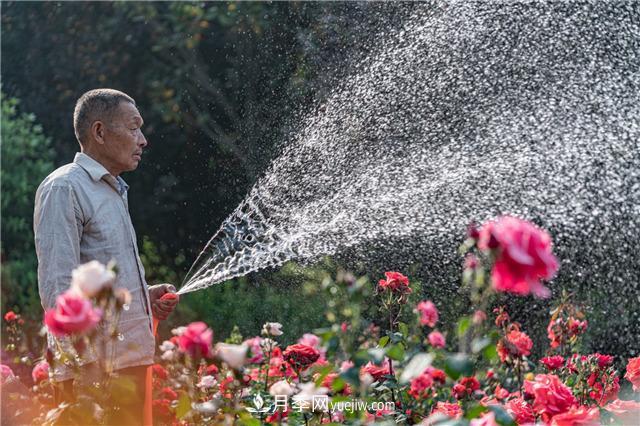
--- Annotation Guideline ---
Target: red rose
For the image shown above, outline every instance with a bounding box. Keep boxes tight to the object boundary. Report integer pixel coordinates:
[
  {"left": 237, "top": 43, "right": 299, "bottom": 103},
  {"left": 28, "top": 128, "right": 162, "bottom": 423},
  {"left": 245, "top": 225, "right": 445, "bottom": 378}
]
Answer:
[
  {"left": 31, "top": 361, "right": 49, "bottom": 384},
  {"left": 592, "top": 353, "right": 614, "bottom": 369},
  {"left": 408, "top": 371, "right": 434, "bottom": 400},
  {"left": 4, "top": 311, "right": 17, "bottom": 322},
  {"left": 416, "top": 300, "right": 438, "bottom": 327},
  {"left": 283, "top": 343, "right": 320, "bottom": 369},
  {"left": 152, "top": 399, "right": 172, "bottom": 417},
  {"left": 604, "top": 399, "right": 640, "bottom": 425},
  {"left": 541, "top": 356, "right": 565, "bottom": 371},
  {"left": 587, "top": 371, "right": 619, "bottom": 404},
  {"left": 431, "top": 401, "right": 462, "bottom": 419},
  {"left": 505, "top": 397, "right": 535, "bottom": 425},
  {"left": 378, "top": 271, "right": 412, "bottom": 294},
  {"left": 426, "top": 367, "right": 447, "bottom": 384},
  {"left": 550, "top": 406, "right": 600, "bottom": 426},
  {"left": 453, "top": 376, "right": 480, "bottom": 399},
  {"left": 360, "top": 361, "right": 390, "bottom": 382},
  {"left": 525, "top": 374, "right": 577, "bottom": 422},
  {"left": 160, "top": 386, "right": 178, "bottom": 400},
  {"left": 494, "top": 307, "right": 510, "bottom": 328},
  {"left": 152, "top": 364, "right": 169, "bottom": 380},
  {"left": 624, "top": 356, "right": 640, "bottom": 391},
  {"left": 178, "top": 321, "right": 213, "bottom": 358},
  {"left": 205, "top": 364, "right": 219, "bottom": 375},
  {"left": 498, "top": 328, "right": 533, "bottom": 362},
  {"left": 43, "top": 290, "right": 102, "bottom": 336},
  {"left": 479, "top": 216, "right": 558, "bottom": 298}
]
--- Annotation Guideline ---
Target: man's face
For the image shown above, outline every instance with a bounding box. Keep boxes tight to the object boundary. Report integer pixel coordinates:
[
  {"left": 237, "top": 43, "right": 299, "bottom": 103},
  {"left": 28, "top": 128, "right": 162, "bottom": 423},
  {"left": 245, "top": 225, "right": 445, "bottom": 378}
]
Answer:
[{"left": 102, "top": 101, "right": 147, "bottom": 175}]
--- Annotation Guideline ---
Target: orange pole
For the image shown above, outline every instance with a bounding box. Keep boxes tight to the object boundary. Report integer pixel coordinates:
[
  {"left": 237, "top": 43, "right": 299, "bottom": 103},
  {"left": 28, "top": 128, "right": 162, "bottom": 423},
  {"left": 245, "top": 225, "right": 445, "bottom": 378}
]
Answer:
[{"left": 143, "top": 292, "right": 178, "bottom": 426}]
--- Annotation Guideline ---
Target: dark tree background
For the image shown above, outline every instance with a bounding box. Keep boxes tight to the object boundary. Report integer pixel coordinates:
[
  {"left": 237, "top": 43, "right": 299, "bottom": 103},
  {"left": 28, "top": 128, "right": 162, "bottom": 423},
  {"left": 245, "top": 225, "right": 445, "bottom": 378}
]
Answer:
[{"left": 1, "top": 1, "right": 412, "bottom": 327}]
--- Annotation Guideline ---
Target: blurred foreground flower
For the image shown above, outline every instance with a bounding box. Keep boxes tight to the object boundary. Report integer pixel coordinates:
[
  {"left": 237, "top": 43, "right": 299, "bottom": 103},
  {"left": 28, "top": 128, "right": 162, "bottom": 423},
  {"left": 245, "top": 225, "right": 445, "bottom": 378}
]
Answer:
[
  {"left": 43, "top": 290, "right": 102, "bottom": 336},
  {"left": 479, "top": 216, "right": 558, "bottom": 298},
  {"left": 70, "top": 260, "right": 115, "bottom": 297},
  {"left": 178, "top": 321, "right": 213, "bottom": 358}
]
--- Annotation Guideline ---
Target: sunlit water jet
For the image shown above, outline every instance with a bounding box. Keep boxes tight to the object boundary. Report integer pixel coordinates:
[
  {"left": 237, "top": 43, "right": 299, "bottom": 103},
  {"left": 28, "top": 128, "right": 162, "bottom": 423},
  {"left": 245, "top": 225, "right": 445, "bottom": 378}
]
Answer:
[{"left": 177, "top": 1, "right": 639, "bottom": 352}]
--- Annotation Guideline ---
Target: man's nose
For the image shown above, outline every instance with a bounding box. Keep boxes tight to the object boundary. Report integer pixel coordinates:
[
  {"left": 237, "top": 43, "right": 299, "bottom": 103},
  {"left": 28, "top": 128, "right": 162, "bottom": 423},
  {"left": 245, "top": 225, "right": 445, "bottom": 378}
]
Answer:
[{"left": 139, "top": 131, "right": 148, "bottom": 147}]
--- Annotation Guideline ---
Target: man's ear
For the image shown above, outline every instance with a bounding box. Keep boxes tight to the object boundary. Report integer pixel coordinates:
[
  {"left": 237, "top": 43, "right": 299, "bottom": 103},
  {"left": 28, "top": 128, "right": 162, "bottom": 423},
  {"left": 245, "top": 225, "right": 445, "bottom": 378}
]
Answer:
[{"left": 91, "top": 121, "right": 106, "bottom": 145}]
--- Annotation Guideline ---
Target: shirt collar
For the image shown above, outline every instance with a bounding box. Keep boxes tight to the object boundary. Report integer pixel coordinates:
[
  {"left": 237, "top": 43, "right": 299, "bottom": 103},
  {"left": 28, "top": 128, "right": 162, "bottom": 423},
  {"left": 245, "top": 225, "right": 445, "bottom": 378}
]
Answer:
[{"left": 74, "top": 152, "right": 129, "bottom": 195}]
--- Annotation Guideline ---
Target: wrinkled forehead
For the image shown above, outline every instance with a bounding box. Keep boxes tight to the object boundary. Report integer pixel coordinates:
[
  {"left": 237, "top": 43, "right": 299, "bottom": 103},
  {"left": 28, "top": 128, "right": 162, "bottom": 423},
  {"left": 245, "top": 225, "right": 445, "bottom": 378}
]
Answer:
[{"left": 112, "top": 101, "right": 143, "bottom": 124}]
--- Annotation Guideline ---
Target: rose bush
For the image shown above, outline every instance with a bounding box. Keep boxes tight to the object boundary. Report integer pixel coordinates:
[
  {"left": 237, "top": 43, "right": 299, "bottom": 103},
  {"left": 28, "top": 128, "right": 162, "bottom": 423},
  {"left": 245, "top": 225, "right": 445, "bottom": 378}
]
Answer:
[{"left": 1, "top": 216, "right": 639, "bottom": 425}]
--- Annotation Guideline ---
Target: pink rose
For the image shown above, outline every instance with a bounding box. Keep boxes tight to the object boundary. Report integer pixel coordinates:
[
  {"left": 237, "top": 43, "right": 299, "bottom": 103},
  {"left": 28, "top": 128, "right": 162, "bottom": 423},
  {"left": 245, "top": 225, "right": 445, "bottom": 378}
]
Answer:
[
  {"left": 479, "top": 216, "right": 558, "bottom": 298},
  {"left": 4, "top": 311, "right": 17, "bottom": 322},
  {"left": 0, "top": 364, "right": 15, "bottom": 383},
  {"left": 32, "top": 361, "right": 49, "bottom": 384},
  {"left": 550, "top": 406, "right": 600, "bottom": 426},
  {"left": 416, "top": 300, "right": 438, "bottom": 327},
  {"left": 428, "top": 331, "right": 446, "bottom": 348},
  {"left": 505, "top": 397, "right": 535, "bottom": 425},
  {"left": 604, "top": 399, "right": 640, "bottom": 424},
  {"left": 624, "top": 356, "right": 640, "bottom": 391},
  {"left": 243, "top": 336, "right": 264, "bottom": 363},
  {"left": 43, "top": 290, "right": 102, "bottom": 336},
  {"left": 178, "top": 321, "right": 213, "bottom": 358},
  {"left": 525, "top": 374, "right": 577, "bottom": 422},
  {"left": 378, "top": 271, "right": 412, "bottom": 294},
  {"left": 431, "top": 401, "right": 463, "bottom": 419},
  {"left": 470, "top": 412, "right": 499, "bottom": 426},
  {"left": 408, "top": 371, "right": 434, "bottom": 399},
  {"left": 360, "top": 361, "right": 391, "bottom": 382},
  {"left": 497, "top": 328, "right": 533, "bottom": 362}
]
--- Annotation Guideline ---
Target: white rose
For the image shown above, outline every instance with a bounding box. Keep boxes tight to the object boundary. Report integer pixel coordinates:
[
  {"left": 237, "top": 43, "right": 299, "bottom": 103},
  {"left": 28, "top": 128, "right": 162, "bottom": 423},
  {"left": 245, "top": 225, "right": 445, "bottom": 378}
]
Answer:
[
  {"left": 269, "top": 380, "right": 294, "bottom": 397},
  {"left": 214, "top": 343, "right": 249, "bottom": 370},
  {"left": 197, "top": 375, "right": 217, "bottom": 389},
  {"left": 71, "top": 260, "right": 115, "bottom": 297},
  {"left": 159, "top": 340, "right": 176, "bottom": 352},
  {"left": 172, "top": 326, "right": 187, "bottom": 336},
  {"left": 261, "top": 322, "right": 283, "bottom": 336},
  {"left": 161, "top": 350, "right": 176, "bottom": 361}
]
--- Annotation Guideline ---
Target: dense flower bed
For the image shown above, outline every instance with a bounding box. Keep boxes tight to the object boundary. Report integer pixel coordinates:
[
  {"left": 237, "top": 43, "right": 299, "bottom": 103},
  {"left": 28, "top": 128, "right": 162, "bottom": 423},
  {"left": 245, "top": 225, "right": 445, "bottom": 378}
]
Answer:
[{"left": 1, "top": 216, "right": 639, "bottom": 425}]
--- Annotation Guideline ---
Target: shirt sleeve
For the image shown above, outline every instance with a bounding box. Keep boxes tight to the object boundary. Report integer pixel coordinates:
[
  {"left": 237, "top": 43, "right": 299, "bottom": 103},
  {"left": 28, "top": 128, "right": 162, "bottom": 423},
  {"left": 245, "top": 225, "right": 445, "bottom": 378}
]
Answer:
[{"left": 33, "top": 183, "right": 83, "bottom": 310}]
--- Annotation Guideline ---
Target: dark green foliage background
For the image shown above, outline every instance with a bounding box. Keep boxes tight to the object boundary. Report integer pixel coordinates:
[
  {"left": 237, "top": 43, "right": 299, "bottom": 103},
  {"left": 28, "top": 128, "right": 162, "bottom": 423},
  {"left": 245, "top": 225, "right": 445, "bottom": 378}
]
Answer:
[{"left": 0, "top": 1, "right": 411, "bottom": 339}]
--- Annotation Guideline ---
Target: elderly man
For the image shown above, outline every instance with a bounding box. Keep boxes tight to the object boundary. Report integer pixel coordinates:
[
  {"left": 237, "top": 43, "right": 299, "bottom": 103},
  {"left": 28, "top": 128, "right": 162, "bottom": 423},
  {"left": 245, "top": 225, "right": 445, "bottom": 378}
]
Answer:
[{"left": 33, "top": 88, "right": 179, "bottom": 423}]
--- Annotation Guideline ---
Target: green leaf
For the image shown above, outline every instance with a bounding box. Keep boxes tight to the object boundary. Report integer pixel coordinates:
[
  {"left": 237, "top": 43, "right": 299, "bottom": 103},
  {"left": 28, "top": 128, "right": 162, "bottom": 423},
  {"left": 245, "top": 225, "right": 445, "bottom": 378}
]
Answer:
[
  {"left": 386, "top": 343, "right": 405, "bottom": 361},
  {"left": 483, "top": 344, "right": 498, "bottom": 362},
  {"left": 399, "top": 322, "right": 409, "bottom": 338},
  {"left": 488, "top": 405, "right": 516, "bottom": 426},
  {"left": 340, "top": 367, "right": 361, "bottom": 387},
  {"left": 379, "top": 336, "right": 390, "bottom": 348},
  {"left": 457, "top": 317, "right": 471, "bottom": 338},
  {"left": 444, "top": 353, "right": 474, "bottom": 380},
  {"left": 175, "top": 391, "right": 191, "bottom": 419},
  {"left": 390, "top": 332, "right": 404, "bottom": 343},
  {"left": 464, "top": 404, "right": 488, "bottom": 419}
]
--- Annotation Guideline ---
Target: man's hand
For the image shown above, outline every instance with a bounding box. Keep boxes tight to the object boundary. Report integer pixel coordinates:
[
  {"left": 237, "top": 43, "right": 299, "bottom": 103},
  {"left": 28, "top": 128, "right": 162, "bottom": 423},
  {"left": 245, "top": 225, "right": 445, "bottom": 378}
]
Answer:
[{"left": 148, "top": 284, "right": 179, "bottom": 320}]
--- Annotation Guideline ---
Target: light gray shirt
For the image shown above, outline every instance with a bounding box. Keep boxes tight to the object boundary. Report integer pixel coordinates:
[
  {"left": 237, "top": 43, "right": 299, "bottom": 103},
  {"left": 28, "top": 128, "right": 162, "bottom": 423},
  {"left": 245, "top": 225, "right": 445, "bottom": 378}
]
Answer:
[{"left": 34, "top": 152, "right": 155, "bottom": 381}]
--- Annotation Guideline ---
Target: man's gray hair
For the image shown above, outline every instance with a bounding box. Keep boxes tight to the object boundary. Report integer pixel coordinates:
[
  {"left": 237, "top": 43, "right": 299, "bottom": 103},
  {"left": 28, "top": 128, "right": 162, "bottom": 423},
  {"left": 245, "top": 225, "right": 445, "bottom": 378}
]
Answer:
[{"left": 73, "top": 88, "right": 135, "bottom": 145}]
